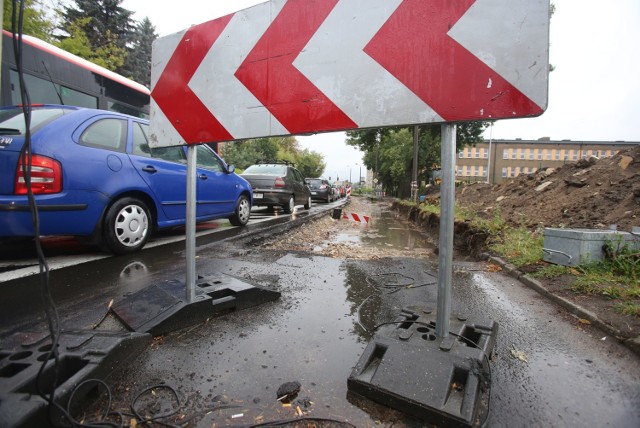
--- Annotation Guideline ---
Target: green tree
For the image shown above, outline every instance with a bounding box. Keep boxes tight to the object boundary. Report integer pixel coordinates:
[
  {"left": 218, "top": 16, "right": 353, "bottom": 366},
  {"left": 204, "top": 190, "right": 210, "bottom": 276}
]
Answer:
[
  {"left": 220, "top": 137, "right": 325, "bottom": 178},
  {"left": 3, "top": 0, "right": 55, "bottom": 42},
  {"left": 346, "top": 122, "right": 488, "bottom": 197},
  {"left": 56, "top": 16, "right": 126, "bottom": 71},
  {"left": 58, "top": 0, "right": 134, "bottom": 74},
  {"left": 123, "top": 17, "right": 157, "bottom": 87}
]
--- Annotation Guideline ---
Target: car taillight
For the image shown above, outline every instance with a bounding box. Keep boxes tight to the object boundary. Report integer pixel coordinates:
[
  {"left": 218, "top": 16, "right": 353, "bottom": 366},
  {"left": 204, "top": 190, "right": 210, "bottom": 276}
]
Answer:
[
  {"left": 15, "top": 154, "right": 62, "bottom": 195},
  {"left": 274, "top": 177, "right": 286, "bottom": 188}
]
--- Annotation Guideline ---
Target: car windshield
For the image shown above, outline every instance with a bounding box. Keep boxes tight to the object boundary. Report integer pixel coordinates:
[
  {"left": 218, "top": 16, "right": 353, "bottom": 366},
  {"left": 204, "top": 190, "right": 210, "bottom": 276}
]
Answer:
[
  {"left": 306, "top": 179, "right": 324, "bottom": 187},
  {"left": 0, "top": 107, "right": 70, "bottom": 135},
  {"left": 243, "top": 164, "right": 287, "bottom": 175}
]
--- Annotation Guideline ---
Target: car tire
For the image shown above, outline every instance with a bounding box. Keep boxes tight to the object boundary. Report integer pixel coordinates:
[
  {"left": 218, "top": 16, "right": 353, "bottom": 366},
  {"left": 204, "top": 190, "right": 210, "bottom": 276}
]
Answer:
[
  {"left": 102, "top": 197, "right": 151, "bottom": 255},
  {"left": 283, "top": 195, "right": 295, "bottom": 214},
  {"left": 229, "top": 194, "right": 251, "bottom": 226},
  {"left": 304, "top": 196, "right": 311, "bottom": 210}
]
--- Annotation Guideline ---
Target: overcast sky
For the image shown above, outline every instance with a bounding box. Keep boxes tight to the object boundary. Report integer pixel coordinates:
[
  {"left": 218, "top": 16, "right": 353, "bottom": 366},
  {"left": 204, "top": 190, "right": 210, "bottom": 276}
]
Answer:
[{"left": 123, "top": 0, "right": 640, "bottom": 181}]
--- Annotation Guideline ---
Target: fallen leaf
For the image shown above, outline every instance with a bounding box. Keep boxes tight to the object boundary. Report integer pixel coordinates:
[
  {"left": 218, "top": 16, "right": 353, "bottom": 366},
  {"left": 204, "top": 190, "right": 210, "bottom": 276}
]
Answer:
[
  {"left": 578, "top": 318, "right": 592, "bottom": 325},
  {"left": 510, "top": 345, "right": 529, "bottom": 363}
]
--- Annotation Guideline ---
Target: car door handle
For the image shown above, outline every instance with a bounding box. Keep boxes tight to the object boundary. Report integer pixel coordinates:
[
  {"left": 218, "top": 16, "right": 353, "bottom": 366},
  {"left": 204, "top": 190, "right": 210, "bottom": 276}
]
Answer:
[
  {"left": 142, "top": 166, "right": 157, "bottom": 174},
  {"left": 198, "top": 174, "right": 208, "bottom": 180}
]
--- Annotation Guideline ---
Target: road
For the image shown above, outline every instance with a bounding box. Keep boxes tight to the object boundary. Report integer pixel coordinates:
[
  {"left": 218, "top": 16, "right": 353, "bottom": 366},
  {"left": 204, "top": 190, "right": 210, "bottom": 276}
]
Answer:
[{"left": 0, "top": 197, "right": 638, "bottom": 427}]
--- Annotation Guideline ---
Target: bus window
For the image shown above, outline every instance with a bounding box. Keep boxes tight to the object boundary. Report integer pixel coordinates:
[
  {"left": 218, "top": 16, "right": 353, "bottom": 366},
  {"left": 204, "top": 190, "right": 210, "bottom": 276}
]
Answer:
[
  {"left": 108, "top": 100, "right": 149, "bottom": 119},
  {"left": 10, "top": 69, "right": 97, "bottom": 108}
]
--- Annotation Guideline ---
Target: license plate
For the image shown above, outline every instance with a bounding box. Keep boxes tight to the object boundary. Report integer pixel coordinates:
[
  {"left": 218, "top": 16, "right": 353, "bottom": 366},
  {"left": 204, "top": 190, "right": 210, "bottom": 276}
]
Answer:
[
  {"left": 254, "top": 193, "right": 263, "bottom": 199},
  {"left": 311, "top": 192, "right": 317, "bottom": 195}
]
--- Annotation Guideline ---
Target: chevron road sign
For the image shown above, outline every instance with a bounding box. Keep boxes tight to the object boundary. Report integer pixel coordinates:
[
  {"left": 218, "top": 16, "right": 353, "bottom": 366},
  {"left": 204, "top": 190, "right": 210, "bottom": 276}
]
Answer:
[{"left": 149, "top": 0, "right": 550, "bottom": 147}]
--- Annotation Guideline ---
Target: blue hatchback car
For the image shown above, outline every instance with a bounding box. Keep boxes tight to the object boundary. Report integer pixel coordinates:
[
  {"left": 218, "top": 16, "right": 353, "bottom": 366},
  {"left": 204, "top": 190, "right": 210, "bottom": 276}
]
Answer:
[{"left": 0, "top": 105, "right": 252, "bottom": 254}]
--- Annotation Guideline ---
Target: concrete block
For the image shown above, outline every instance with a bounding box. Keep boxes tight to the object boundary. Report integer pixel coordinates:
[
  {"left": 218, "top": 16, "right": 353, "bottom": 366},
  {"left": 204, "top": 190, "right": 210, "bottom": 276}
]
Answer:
[{"left": 543, "top": 228, "right": 640, "bottom": 267}]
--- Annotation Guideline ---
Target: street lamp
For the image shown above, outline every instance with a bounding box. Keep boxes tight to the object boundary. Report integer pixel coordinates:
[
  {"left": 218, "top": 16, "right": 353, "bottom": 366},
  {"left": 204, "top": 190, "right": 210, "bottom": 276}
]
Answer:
[{"left": 354, "top": 163, "right": 357, "bottom": 186}]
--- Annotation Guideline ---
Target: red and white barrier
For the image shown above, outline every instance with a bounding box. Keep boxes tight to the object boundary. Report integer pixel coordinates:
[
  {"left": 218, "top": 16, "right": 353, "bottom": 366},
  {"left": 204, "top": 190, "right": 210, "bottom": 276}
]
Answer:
[
  {"left": 342, "top": 212, "right": 370, "bottom": 224},
  {"left": 346, "top": 186, "right": 351, "bottom": 199}
]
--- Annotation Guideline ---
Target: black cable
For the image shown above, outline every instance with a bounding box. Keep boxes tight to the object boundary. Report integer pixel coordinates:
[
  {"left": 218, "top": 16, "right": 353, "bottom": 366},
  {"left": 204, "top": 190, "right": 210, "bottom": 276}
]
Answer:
[
  {"left": 130, "top": 384, "right": 182, "bottom": 426},
  {"left": 11, "top": 2, "right": 63, "bottom": 426},
  {"left": 248, "top": 417, "right": 357, "bottom": 427}
]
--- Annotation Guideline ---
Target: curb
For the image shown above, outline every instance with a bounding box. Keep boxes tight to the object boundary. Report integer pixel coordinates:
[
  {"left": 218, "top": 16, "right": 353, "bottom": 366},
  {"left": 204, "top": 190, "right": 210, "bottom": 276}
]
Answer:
[{"left": 482, "top": 253, "right": 640, "bottom": 357}]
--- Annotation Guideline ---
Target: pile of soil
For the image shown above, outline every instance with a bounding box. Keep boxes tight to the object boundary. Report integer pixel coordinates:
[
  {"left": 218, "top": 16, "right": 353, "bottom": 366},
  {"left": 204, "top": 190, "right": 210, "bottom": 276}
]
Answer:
[{"left": 454, "top": 146, "right": 640, "bottom": 231}]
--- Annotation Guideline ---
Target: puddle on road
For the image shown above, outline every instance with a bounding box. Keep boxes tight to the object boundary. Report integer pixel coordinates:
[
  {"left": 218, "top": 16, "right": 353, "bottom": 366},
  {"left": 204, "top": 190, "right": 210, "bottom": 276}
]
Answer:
[{"left": 330, "top": 206, "right": 434, "bottom": 255}]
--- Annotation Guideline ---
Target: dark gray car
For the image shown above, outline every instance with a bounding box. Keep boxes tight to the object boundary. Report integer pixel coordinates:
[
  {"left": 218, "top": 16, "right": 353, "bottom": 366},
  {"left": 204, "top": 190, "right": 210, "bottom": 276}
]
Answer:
[
  {"left": 241, "top": 163, "right": 311, "bottom": 213},
  {"left": 305, "top": 178, "right": 334, "bottom": 203}
]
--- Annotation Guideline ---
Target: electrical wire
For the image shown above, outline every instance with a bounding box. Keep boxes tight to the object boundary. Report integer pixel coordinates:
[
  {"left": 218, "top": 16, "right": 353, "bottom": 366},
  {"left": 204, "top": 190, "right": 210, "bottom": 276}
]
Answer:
[
  {"left": 247, "top": 417, "right": 357, "bottom": 427},
  {"left": 11, "top": 2, "right": 64, "bottom": 426}
]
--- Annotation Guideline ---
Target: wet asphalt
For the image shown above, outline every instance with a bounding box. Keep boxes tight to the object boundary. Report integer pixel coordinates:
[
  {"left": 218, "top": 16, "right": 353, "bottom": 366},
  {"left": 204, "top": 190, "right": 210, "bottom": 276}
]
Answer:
[{"left": 0, "top": 199, "right": 639, "bottom": 427}]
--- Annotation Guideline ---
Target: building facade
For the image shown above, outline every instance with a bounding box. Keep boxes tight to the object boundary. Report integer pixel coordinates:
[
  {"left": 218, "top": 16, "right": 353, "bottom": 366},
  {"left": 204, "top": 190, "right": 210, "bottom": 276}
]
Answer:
[{"left": 456, "top": 139, "right": 640, "bottom": 184}]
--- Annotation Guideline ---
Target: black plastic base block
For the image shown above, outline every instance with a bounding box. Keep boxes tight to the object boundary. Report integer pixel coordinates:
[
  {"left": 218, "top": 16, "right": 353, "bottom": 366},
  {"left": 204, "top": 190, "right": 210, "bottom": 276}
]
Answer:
[
  {"left": 111, "top": 272, "right": 281, "bottom": 336},
  {"left": 348, "top": 307, "right": 498, "bottom": 427},
  {"left": 0, "top": 329, "right": 150, "bottom": 428}
]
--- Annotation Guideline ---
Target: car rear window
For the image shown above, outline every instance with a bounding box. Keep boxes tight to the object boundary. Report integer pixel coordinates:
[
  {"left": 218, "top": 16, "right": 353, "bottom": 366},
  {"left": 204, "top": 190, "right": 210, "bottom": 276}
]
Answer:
[
  {"left": 243, "top": 164, "right": 287, "bottom": 175},
  {"left": 306, "top": 179, "right": 323, "bottom": 186},
  {"left": 0, "top": 107, "right": 69, "bottom": 135}
]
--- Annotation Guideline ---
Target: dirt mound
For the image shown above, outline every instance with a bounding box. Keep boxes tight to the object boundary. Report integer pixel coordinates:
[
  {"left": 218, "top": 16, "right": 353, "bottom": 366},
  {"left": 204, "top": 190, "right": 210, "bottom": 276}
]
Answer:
[{"left": 455, "top": 146, "right": 640, "bottom": 231}]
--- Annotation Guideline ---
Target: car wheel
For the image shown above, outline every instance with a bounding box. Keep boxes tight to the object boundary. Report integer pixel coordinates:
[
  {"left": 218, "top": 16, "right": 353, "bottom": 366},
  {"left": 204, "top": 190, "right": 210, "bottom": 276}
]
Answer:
[
  {"left": 304, "top": 196, "right": 311, "bottom": 210},
  {"left": 102, "top": 197, "right": 151, "bottom": 255},
  {"left": 283, "top": 195, "right": 295, "bottom": 214},
  {"left": 229, "top": 194, "right": 251, "bottom": 226}
]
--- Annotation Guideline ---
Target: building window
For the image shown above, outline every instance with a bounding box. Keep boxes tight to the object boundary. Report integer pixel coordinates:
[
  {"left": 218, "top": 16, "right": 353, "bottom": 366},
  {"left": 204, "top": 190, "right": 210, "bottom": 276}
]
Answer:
[
  {"left": 572, "top": 150, "right": 578, "bottom": 160},
  {"left": 537, "top": 149, "right": 542, "bottom": 160},
  {"left": 483, "top": 148, "right": 488, "bottom": 159},
  {"left": 554, "top": 150, "right": 560, "bottom": 160},
  {"left": 503, "top": 149, "right": 508, "bottom": 159},
  {"left": 502, "top": 167, "right": 507, "bottom": 177},
  {"left": 528, "top": 149, "right": 534, "bottom": 160},
  {"left": 457, "top": 168, "right": 462, "bottom": 176},
  {"left": 482, "top": 168, "right": 487, "bottom": 177},
  {"left": 458, "top": 151, "right": 464, "bottom": 158},
  {"left": 511, "top": 150, "right": 517, "bottom": 159},
  {"left": 545, "top": 150, "right": 551, "bottom": 160},
  {"left": 519, "top": 149, "right": 525, "bottom": 159}
]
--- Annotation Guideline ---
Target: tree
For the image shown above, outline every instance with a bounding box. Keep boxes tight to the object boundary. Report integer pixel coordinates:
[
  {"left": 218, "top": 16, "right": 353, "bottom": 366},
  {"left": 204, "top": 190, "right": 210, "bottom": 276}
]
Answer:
[
  {"left": 346, "top": 122, "right": 488, "bottom": 197},
  {"left": 220, "top": 137, "right": 325, "bottom": 178},
  {"left": 56, "top": 16, "right": 126, "bottom": 71},
  {"left": 123, "top": 17, "right": 157, "bottom": 87},
  {"left": 58, "top": 0, "right": 134, "bottom": 74},
  {"left": 3, "top": 0, "right": 55, "bottom": 42}
]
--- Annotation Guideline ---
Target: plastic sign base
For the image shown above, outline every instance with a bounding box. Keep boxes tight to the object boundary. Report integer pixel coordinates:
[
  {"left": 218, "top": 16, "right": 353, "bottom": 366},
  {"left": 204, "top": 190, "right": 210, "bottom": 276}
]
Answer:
[
  {"left": 112, "top": 273, "right": 281, "bottom": 336},
  {"left": 348, "top": 307, "right": 498, "bottom": 427}
]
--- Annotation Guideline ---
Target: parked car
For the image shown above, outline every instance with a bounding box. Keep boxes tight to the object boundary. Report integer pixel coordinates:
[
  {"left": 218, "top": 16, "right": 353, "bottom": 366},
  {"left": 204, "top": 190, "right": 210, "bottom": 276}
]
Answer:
[
  {"left": 241, "top": 162, "right": 311, "bottom": 213},
  {"left": 0, "top": 105, "right": 252, "bottom": 254},
  {"left": 306, "top": 178, "right": 334, "bottom": 203}
]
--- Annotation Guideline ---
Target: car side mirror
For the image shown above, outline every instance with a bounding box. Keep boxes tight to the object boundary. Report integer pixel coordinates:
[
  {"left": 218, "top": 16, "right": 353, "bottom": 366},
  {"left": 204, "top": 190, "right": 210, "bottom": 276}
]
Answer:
[{"left": 227, "top": 165, "right": 236, "bottom": 174}]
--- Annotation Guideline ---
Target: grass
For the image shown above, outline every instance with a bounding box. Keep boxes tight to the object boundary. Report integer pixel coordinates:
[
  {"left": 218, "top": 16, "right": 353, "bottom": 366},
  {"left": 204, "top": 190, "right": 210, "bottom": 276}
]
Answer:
[{"left": 407, "top": 199, "right": 640, "bottom": 318}]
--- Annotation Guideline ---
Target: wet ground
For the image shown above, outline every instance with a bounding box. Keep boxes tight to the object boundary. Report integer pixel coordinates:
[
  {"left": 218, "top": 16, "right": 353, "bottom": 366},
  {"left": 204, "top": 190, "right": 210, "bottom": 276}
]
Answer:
[{"left": 2, "top": 198, "right": 639, "bottom": 427}]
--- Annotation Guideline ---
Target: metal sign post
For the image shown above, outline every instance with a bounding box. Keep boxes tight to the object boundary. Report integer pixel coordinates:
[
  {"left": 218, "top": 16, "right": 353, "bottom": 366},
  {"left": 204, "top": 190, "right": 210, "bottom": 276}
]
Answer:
[
  {"left": 185, "top": 145, "right": 197, "bottom": 302},
  {"left": 436, "top": 124, "right": 456, "bottom": 338}
]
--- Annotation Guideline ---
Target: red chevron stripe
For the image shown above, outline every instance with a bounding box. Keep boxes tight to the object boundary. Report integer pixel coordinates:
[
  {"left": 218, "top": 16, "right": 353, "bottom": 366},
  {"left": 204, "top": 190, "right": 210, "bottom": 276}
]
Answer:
[
  {"left": 365, "top": 0, "right": 543, "bottom": 121},
  {"left": 235, "top": 0, "right": 357, "bottom": 134},
  {"left": 151, "top": 16, "right": 234, "bottom": 144}
]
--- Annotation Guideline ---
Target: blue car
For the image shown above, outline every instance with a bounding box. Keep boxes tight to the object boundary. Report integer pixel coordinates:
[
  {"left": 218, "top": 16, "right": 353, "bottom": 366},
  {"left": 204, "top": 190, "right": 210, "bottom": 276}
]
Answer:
[{"left": 0, "top": 105, "right": 252, "bottom": 254}]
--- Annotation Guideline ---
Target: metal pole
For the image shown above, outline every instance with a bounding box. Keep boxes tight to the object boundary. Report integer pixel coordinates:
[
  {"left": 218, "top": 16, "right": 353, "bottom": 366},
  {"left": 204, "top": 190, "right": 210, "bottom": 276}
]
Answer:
[
  {"left": 412, "top": 125, "right": 419, "bottom": 201},
  {"left": 486, "top": 121, "right": 493, "bottom": 184},
  {"left": 186, "top": 145, "right": 197, "bottom": 302},
  {"left": 436, "top": 124, "right": 456, "bottom": 337}
]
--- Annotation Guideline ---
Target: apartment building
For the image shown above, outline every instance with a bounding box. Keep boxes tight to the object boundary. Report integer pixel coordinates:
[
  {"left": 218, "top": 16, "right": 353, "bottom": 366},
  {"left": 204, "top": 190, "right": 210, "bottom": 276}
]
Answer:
[{"left": 456, "top": 138, "right": 639, "bottom": 184}]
